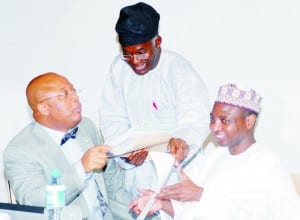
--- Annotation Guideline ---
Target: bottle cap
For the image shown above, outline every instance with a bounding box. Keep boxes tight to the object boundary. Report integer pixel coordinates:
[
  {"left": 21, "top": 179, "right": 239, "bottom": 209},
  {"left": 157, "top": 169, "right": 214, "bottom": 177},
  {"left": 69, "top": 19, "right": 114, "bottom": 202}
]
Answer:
[{"left": 50, "top": 169, "right": 61, "bottom": 178}]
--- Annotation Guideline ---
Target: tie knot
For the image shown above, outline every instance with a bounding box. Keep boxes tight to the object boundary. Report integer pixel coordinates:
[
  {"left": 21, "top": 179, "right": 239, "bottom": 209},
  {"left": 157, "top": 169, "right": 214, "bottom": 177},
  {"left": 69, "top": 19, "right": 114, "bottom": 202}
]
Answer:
[{"left": 60, "top": 127, "right": 78, "bottom": 146}]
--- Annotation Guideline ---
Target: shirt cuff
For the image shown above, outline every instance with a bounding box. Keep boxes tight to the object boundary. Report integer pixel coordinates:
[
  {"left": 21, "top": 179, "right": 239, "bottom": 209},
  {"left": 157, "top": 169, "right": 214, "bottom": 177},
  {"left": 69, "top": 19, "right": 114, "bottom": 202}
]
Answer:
[{"left": 75, "top": 161, "right": 91, "bottom": 182}]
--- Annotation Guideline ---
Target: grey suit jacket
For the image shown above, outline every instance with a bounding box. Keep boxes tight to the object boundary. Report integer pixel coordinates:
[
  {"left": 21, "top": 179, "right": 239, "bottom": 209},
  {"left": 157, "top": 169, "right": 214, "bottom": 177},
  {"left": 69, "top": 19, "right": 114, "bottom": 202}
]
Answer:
[{"left": 3, "top": 117, "right": 135, "bottom": 220}]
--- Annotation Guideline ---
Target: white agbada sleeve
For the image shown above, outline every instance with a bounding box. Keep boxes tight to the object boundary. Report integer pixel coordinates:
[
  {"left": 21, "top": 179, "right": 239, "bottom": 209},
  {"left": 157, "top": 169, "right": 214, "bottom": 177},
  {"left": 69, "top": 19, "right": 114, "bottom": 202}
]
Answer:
[{"left": 99, "top": 57, "right": 131, "bottom": 142}]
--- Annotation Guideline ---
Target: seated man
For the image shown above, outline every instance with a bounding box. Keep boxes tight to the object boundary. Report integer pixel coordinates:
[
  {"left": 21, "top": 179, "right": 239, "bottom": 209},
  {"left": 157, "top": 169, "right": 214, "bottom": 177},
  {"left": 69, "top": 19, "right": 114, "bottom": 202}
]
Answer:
[
  {"left": 3, "top": 72, "right": 134, "bottom": 220},
  {"left": 130, "top": 83, "right": 300, "bottom": 220}
]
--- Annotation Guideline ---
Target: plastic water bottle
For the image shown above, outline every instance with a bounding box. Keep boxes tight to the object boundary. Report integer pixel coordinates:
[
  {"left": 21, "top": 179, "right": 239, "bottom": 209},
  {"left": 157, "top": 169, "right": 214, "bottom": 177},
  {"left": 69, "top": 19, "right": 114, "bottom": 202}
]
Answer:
[{"left": 46, "top": 169, "right": 66, "bottom": 220}]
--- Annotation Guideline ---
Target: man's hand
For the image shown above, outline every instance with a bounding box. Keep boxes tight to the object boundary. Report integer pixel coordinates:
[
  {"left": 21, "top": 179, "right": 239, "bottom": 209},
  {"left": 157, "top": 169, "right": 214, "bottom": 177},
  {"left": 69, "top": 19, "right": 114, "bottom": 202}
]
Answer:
[
  {"left": 167, "top": 138, "right": 189, "bottom": 164},
  {"left": 157, "top": 165, "right": 203, "bottom": 202},
  {"left": 129, "top": 189, "right": 161, "bottom": 216},
  {"left": 81, "top": 145, "right": 111, "bottom": 172},
  {"left": 124, "top": 148, "right": 149, "bottom": 166}
]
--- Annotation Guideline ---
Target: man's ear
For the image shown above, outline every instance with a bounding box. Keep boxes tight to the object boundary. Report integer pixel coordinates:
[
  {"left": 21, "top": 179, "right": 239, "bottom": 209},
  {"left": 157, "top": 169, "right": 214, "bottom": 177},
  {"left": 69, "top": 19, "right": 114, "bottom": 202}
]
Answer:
[
  {"left": 154, "top": 35, "right": 162, "bottom": 48},
  {"left": 37, "top": 103, "right": 50, "bottom": 115},
  {"left": 245, "top": 114, "right": 257, "bottom": 129}
]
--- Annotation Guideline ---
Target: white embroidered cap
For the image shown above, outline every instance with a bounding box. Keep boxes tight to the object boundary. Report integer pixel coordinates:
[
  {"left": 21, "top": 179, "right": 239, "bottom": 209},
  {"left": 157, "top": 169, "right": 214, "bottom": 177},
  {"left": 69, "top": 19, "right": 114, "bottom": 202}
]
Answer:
[{"left": 215, "top": 83, "right": 262, "bottom": 114}]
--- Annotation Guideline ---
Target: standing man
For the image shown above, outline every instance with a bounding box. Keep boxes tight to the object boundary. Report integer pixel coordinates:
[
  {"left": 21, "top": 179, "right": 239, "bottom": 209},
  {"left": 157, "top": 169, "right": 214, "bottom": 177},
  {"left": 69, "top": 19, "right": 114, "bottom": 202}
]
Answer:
[
  {"left": 130, "top": 83, "right": 300, "bottom": 220},
  {"left": 100, "top": 1, "right": 210, "bottom": 202},
  {"left": 4, "top": 72, "right": 134, "bottom": 220}
]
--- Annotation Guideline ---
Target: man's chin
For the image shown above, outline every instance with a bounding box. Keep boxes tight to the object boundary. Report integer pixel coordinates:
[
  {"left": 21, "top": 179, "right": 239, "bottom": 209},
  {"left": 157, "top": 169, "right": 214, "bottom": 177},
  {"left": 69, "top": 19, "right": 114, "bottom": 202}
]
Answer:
[
  {"left": 133, "top": 67, "right": 150, "bottom": 75},
  {"left": 216, "top": 140, "right": 227, "bottom": 146},
  {"left": 131, "top": 65, "right": 150, "bottom": 75},
  {"left": 72, "top": 114, "right": 82, "bottom": 124}
]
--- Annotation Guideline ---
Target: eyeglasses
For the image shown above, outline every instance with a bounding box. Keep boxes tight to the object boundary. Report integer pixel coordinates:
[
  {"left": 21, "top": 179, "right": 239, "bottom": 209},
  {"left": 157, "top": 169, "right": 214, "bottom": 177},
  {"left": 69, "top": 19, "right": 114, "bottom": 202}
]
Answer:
[
  {"left": 120, "top": 52, "right": 150, "bottom": 61},
  {"left": 39, "top": 88, "right": 80, "bottom": 103}
]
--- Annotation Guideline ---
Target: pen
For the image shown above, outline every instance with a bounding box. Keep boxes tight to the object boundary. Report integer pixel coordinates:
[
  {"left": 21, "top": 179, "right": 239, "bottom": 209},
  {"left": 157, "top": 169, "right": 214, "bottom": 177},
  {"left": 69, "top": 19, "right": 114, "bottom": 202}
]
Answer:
[{"left": 152, "top": 101, "right": 158, "bottom": 110}]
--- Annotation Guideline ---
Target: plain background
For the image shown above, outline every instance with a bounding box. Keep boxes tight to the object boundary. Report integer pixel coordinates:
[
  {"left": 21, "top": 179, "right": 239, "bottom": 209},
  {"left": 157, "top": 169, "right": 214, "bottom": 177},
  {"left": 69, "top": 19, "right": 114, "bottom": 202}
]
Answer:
[{"left": 1, "top": 0, "right": 300, "bottom": 201}]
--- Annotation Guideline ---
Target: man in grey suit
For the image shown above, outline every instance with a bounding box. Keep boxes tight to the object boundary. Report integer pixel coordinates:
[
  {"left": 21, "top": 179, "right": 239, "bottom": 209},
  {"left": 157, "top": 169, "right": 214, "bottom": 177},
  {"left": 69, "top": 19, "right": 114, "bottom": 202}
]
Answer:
[{"left": 3, "top": 72, "right": 134, "bottom": 220}]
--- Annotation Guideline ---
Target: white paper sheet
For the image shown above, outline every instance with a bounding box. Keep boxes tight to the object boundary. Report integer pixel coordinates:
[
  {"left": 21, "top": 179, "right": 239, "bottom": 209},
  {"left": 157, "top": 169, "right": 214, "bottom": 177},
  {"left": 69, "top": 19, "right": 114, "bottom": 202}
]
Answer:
[
  {"left": 136, "top": 151, "right": 175, "bottom": 220},
  {"left": 105, "top": 124, "right": 174, "bottom": 157}
]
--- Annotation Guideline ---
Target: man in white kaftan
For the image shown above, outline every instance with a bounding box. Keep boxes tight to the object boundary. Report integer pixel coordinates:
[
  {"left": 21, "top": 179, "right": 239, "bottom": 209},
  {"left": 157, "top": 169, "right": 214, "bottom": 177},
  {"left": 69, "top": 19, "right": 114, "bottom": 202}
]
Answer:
[
  {"left": 171, "top": 143, "right": 300, "bottom": 220},
  {"left": 101, "top": 48, "right": 209, "bottom": 196},
  {"left": 130, "top": 83, "right": 300, "bottom": 220},
  {"left": 99, "top": 2, "right": 209, "bottom": 202}
]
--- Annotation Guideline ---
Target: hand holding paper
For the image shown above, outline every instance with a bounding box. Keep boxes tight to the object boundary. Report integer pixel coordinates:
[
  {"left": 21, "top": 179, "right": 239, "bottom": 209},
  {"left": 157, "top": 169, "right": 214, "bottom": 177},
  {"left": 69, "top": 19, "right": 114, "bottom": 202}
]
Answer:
[
  {"left": 133, "top": 151, "right": 176, "bottom": 220},
  {"left": 167, "top": 137, "right": 189, "bottom": 165},
  {"left": 124, "top": 148, "right": 149, "bottom": 166},
  {"left": 105, "top": 124, "right": 174, "bottom": 157}
]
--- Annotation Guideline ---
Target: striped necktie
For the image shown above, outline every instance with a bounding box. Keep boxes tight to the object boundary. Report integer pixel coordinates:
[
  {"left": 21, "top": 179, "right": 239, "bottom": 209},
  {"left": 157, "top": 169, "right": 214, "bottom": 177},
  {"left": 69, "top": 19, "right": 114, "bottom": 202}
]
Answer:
[{"left": 94, "top": 180, "right": 108, "bottom": 217}]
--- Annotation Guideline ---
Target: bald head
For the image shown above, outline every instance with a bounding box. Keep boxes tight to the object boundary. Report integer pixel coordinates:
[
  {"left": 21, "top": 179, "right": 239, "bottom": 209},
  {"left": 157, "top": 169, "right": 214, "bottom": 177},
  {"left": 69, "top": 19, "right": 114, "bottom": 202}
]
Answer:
[
  {"left": 26, "top": 72, "right": 66, "bottom": 110},
  {"left": 26, "top": 72, "right": 82, "bottom": 131}
]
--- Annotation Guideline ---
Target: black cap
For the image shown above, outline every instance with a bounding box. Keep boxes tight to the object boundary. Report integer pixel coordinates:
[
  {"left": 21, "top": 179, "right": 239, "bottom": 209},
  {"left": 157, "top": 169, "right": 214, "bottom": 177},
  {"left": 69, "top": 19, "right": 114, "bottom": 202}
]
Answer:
[{"left": 115, "top": 2, "right": 160, "bottom": 46}]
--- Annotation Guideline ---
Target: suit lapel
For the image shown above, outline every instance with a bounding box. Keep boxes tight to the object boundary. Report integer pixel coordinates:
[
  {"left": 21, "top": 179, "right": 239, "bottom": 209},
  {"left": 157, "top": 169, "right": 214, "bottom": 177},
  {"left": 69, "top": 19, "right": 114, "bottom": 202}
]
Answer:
[{"left": 31, "top": 122, "right": 71, "bottom": 168}]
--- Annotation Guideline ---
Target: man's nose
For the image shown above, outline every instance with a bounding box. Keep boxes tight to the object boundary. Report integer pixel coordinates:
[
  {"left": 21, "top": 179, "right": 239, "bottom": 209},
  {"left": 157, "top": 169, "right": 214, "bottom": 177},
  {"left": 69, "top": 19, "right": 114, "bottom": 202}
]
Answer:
[{"left": 210, "top": 120, "right": 221, "bottom": 132}]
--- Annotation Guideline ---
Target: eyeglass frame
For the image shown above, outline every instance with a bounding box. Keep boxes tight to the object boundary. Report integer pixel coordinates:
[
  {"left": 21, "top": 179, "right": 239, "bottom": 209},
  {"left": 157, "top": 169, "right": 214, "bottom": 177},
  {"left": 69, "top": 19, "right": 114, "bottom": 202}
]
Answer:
[
  {"left": 38, "top": 88, "right": 81, "bottom": 103},
  {"left": 119, "top": 36, "right": 159, "bottom": 61},
  {"left": 120, "top": 52, "right": 150, "bottom": 61}
]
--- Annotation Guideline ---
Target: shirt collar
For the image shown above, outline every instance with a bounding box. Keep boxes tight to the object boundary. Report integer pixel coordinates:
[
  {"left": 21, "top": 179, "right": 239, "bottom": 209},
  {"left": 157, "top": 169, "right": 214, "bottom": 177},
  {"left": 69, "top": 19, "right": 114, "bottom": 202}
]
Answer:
[{"left": 38, "top": 123, "right": 71, "bottom": 146}]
